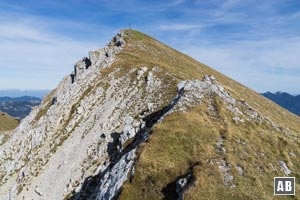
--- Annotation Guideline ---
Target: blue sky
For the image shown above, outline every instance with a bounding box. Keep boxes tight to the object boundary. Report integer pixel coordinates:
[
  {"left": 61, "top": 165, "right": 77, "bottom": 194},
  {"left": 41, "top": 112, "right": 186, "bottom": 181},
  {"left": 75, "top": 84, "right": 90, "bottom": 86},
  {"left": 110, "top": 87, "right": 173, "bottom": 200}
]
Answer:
[{"left": 0, "top": 0, "right": 299, "bottom": 94}]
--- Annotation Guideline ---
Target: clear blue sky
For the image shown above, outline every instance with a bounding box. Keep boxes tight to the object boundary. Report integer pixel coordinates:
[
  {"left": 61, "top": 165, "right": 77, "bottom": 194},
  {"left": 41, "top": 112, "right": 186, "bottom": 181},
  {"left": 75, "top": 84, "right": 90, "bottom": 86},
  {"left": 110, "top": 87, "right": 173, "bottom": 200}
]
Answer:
[{"left": 0, "top": 0, "right": 299, "bottom": 93}]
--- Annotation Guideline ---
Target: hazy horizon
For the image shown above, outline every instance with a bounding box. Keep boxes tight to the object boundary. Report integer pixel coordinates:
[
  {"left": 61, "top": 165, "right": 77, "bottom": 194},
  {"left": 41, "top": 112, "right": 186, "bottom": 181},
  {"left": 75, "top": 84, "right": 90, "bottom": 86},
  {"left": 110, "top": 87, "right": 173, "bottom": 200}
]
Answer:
[
  {"left": 0, "top": 89, "right": 50, "bottom": 98},
  {"left": 0, "top": 89, "right": 299, "bottom": 98}
]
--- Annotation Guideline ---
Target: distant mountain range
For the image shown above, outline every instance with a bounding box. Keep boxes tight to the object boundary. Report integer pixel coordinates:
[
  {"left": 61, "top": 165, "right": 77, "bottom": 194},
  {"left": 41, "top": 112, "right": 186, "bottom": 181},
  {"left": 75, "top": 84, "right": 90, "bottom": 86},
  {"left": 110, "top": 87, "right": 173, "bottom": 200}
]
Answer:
[
  {"left": 0, "top": 96, "right": 41, "bottom": 119},
  {"left": 0, "top": 89, "right": 50, "bottom": 98},
  {"left": 1, "top": 91, "right": 298, "bottom": 120},
  {"left": 262, "top": 92, "right": 300, "bottom": 116}
]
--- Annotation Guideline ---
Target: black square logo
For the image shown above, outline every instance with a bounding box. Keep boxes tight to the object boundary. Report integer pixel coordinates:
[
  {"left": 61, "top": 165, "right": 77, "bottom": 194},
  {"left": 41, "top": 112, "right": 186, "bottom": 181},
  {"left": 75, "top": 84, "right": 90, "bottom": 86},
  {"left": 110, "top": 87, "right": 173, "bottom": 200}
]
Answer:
[{"left": 274, "top": 177, "right": 295, "bottom": 195}]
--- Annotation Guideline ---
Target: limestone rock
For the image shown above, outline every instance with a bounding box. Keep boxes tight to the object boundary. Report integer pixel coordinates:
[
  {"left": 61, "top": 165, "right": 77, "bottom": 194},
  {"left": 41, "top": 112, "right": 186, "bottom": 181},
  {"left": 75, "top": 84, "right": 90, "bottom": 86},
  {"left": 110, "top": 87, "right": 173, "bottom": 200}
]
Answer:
[
  {"left": 236, "top": 165, "right": 244, "bottom": 176},
  {"left": 279, "top": 161, "right": 291, "bottom": 175},
  {"left": 219, "top": 159, "right": 235, "bottom": 188},
  {"left": 0, "top": 30, "right": 296, "bottom": 200}
]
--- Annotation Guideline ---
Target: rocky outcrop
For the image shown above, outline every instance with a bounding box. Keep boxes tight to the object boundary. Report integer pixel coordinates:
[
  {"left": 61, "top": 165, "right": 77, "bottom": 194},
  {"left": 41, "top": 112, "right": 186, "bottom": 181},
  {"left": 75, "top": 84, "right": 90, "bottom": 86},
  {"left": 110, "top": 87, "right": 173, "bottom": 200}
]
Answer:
[
  {"left": 0, "top": 31, "right": 132, "bottom": 200},
  {"left": 161, "top": 164, "right": 197, "bottom": 200},
  {"left": 279, "top": 161, "right": 291, "bottom": 175},
  {"left": 0, "top": 30, "right": 296, "bottom": 200},
  {"left": 175, "top": 170, "right": 195, "bottom": 200},
  {"left": 0, "top": 30, "right": 180, "bottom": 200},
  {"left": 88, "top": 32, "right": 125, "bottom": 69},
  {"left": 218, "top": 160, "right": 235, "bottom": 188}
]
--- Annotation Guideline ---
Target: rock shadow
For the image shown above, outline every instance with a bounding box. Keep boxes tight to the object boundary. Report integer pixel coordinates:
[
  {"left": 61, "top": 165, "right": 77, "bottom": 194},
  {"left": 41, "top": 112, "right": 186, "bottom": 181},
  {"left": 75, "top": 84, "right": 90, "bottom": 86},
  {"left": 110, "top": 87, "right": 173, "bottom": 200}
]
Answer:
[{"left": 69, "top": 88, "right": 184, "bottom": 200}]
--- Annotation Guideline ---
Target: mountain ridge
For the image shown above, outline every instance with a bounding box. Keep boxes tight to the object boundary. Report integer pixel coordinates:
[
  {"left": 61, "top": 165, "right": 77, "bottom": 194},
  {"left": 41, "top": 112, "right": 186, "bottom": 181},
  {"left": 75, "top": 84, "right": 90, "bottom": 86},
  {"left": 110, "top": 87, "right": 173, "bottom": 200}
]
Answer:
[
  {"left": 0, "top": 96, "right": 41, "bottom": 102},
  {"left": 262, "top": 91, "right": 300, "bottom": 116},
  {"left": 0, "top": 30, "right": 299, "bottom": 200},
  {"left": 0, "top": 90, "right": 50, "bottom": 98}
]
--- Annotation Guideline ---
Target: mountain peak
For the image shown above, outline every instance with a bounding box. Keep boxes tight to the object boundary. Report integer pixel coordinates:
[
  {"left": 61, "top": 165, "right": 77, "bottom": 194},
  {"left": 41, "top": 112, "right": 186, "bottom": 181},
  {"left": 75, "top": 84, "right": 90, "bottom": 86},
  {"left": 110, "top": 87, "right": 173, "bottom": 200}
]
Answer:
[{"left": 1, "top": 30, "right": 300, "bottom": 200}]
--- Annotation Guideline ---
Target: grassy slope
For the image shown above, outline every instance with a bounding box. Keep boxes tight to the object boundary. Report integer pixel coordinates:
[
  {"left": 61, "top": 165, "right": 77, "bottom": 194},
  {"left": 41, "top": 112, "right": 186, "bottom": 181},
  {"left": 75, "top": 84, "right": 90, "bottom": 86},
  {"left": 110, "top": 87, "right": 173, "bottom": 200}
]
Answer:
[
  {"left": 0, "top": 112, "right": 18, "bottom": 132},
  {"left": 116, "top": 30, "right": 300, "bottom": 199},
  {"left": 121, "top": 102, "right": 300, "bottom": 199},
  {"left": 119, "top": 29, "right": 300, "bottom": 132}
]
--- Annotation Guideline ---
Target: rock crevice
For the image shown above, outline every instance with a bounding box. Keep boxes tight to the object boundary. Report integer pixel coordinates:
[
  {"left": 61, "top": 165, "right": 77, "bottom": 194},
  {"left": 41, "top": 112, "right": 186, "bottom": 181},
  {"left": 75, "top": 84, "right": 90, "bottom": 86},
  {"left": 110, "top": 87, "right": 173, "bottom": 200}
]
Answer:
[{"left": 69, "top": 88, "right": 184, "bottom": 200}]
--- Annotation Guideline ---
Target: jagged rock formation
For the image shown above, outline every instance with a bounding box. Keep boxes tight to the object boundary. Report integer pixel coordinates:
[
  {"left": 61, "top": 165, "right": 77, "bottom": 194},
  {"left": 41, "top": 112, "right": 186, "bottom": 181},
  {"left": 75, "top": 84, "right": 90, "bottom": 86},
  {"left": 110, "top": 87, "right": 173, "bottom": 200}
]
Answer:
[
  {"left": 0, "top": 30, "right": 177, "bottom": 200},
  {"left": 0, "top": 30, "right": 300, "bottom": 200}
]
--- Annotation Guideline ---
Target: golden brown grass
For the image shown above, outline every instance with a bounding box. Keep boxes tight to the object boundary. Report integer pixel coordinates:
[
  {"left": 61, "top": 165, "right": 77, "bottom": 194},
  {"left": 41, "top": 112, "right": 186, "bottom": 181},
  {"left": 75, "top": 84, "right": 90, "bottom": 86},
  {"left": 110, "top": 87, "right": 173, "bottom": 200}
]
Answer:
[
  {"left": 120, "top": 105, "right": 219, "bottom": 200},
  {"left": 0, "top": 112, "right": 18, "bottom": 132},
  {"left": 34, "top": 89, "right": 56, "bottom": 122},
  {"left": 120, "top": 99, "right": 300, "bottom": 199},
  {"left": 118, "top": 30, "right": 300, "bottom": 199},
  {"left": 120, "top": 29, "right": 300, "bottom": 132}
]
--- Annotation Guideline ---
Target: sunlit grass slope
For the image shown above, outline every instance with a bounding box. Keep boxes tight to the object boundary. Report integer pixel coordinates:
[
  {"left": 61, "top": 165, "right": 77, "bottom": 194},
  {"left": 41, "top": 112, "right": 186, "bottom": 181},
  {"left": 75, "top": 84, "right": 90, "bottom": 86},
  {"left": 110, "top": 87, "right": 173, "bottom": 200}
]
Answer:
[
  {"left": 115, "top": 30, "right": 300, "bottom": 199},
  {"left": 0, "top": 112, "right": 18, "bottom": 132}
]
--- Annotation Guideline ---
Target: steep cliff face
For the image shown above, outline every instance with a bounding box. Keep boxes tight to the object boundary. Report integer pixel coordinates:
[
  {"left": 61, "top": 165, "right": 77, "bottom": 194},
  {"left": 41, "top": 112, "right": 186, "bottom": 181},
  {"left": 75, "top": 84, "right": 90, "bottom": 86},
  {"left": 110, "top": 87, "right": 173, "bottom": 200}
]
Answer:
[
  {"left": 0, "top": 30, "right": 179, "bottom": 200},
  {"left": 0, "top": 30, "right": 300, "bottom": 200}
]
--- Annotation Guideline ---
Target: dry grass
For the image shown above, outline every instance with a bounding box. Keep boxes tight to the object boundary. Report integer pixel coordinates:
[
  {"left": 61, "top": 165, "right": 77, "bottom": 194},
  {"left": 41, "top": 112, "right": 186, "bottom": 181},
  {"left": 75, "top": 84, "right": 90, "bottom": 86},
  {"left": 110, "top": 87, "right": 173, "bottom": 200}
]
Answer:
[
  {"left": 34, "top": 89, "right": 57, "bottom": 122},
  {"left": 121, "top": 29, "right": 300, "bottom": 133},
  {"left": 120, "top": 99, "right": 300, "bottom": 199},
  {"left": 0, "top": 112, "right": 18, "bottom": 132},
  {"left": 120, "top": 105, "right": 219, "bottom": 200},
  {"left": 118, "top": 30, "right": 300, "bottom": 199}
]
